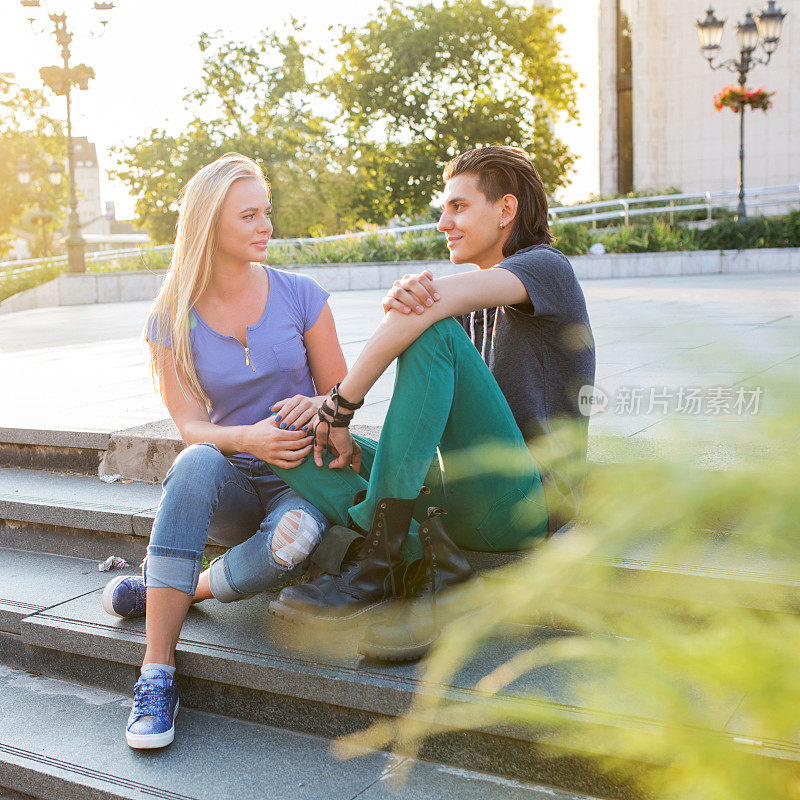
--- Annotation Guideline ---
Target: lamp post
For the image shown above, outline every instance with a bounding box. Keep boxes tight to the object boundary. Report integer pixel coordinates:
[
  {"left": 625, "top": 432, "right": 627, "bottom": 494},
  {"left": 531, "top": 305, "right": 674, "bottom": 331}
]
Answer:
[
  {"left": 20, "top": 1, "right": 114, "bottom": 271},
  {"left": 16, "top": 158, "right": 64, "bottom": 257},
  {"left": 695, "top": 2, "right": 786, "bottom": 221}
]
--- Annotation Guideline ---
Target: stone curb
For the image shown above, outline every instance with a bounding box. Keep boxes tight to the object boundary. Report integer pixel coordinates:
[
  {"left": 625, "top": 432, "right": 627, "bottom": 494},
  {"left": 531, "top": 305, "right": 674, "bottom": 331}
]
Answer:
[
  {"left": 98, "top": 420, "right": 384, "bottom": 483},
  {"left": 0, "top": 427, "right": 110, "bottom": 450}
]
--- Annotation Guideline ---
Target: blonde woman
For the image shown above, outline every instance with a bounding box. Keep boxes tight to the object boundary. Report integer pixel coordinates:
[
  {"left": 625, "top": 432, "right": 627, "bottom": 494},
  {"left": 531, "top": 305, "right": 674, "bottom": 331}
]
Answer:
[{"left": 102, "top": 152, "right": 347, "bottom": 749}]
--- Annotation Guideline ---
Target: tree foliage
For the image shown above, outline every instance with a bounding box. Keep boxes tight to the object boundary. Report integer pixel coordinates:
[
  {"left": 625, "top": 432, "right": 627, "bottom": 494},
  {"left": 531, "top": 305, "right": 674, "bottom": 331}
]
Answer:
[
  {"left": 112, "top": 2, "right": 579, "bottom": 241},
  {"left": 0, "top": 74, "right": 65, "bottom": 257},
  {"left": 111, "top": 27, "right": 362, "bottom": 242},
  {"left": 327, "top": 0, "right": 579, "bottom": 219}
]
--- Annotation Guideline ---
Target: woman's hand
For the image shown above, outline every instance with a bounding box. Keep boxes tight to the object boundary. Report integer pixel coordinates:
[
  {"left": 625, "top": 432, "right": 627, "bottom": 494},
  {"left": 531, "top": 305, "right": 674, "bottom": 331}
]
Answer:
[
  {"left": 269, "top": 394, "right": 325, "bottom": 433},
  {"left": 314, "top": 421, "right": 362, "bottom": 472},
  {"left": 244, "top": 416, "right": 314, "bottom": 469},
  {"left": 382, "top": 270, "right": 440, "bottom": 315}
]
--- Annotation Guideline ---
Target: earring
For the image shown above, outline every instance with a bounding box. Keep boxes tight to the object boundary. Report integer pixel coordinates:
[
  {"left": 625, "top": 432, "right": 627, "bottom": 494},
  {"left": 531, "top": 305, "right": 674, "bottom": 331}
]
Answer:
[{"left": 500, "top": 222, "right": 505, "bottom": 229}]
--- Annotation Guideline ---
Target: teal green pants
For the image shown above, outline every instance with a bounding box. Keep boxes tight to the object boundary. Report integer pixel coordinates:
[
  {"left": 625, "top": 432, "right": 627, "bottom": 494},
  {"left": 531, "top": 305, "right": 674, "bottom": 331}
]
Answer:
[{"left": 270, "top": 318, "right": 548, "bottom": 561}]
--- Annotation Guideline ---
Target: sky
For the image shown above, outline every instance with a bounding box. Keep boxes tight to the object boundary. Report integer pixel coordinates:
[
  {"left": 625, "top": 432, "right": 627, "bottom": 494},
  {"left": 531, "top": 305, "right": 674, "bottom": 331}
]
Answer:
[{"left": 1, "top": 0, "right": 598, "bottom": 220}]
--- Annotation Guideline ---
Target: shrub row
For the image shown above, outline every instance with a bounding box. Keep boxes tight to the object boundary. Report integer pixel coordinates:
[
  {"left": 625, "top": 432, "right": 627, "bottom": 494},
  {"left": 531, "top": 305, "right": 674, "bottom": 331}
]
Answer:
[{"left": 554, "top": 211, "right": 800, "bottom": 255}]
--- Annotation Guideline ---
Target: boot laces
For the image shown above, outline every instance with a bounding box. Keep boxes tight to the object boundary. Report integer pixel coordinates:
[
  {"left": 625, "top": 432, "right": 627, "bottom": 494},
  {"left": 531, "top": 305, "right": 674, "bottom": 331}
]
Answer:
[
  {"left": 340, "top": 513, "right": 400, "bottom": 598},
  {"left": 405, "top": 559, "right": 436, "bottom": 602},
  {"left": 384, "top": 519, "right": 398, "bottom": 598}
]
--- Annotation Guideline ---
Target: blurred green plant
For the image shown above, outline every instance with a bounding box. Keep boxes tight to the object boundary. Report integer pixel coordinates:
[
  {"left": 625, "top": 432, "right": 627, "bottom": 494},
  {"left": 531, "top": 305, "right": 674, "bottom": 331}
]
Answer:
[{"left": 330, "top": 368, "right": 800, "bottom": 800}]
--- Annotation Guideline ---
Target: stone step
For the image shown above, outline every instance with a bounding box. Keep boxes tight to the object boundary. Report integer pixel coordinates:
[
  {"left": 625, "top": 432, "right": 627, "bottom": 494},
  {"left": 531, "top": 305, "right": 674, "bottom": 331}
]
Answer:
[
  {"left": 0, "top": 664, "right": 593, "bottom": 800},
  {"left": 0, "top": 467, "right": 160, "bottom": 564},
  {"left": 1, "top": 465, "right": 798, "bottom": 617},
  {"left": 0, "top": 547, "right": 115, "bottom": 635},
  {"left": 0, "top": 428, "right": 109, "bottom": 476},
  {"left": 2, "top": 546, "right": 797, "bottom": 798}
]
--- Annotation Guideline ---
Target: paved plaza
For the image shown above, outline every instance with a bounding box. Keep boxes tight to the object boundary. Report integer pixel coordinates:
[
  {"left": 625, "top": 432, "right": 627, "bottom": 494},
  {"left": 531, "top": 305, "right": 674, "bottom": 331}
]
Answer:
[{"left": 1, "top": 271, "right": 798, "bottom": 460}]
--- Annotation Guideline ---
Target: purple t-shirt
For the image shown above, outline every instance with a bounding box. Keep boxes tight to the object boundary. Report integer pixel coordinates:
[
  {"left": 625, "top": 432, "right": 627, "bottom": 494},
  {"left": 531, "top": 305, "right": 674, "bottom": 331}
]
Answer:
[{"left": 146, "top": 266, "right": 329, "bottom": 452}]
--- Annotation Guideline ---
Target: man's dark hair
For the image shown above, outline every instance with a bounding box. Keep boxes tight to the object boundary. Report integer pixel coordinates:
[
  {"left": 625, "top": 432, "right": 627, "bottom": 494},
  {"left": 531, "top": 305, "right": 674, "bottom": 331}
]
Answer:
[{"left": 442, "top": 146, "right": 554, "bottom": 256}]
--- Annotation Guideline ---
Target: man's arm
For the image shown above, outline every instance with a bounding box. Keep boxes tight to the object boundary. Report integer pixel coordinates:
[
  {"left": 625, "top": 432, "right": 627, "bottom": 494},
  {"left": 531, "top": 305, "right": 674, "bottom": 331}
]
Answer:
[
  {"left": 313, "top": 267, "right": 527, "bottom": 468},
  {"left": 337, "top": 267, "right": 527, "bottom": 405}
]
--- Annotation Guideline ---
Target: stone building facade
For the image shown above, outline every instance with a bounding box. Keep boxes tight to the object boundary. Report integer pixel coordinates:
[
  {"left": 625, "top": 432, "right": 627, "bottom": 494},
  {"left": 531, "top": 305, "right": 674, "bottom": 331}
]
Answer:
[
  {"left": 72, "top": 137, "right": 108, "bottom": 235},
  {"left": 550, "top": 1, "right": 799, "bottom": 201}
]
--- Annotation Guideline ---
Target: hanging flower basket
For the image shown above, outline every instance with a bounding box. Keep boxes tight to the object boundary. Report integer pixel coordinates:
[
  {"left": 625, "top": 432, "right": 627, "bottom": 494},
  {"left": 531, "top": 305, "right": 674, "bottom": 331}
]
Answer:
[{"left": 713, "top": 84, "right": 774, "bottom": 113}]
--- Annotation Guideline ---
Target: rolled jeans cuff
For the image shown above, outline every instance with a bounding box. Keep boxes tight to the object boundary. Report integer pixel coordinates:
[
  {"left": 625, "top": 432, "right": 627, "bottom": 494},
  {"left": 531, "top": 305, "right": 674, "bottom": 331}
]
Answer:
[
  {"left": 208, "top": 555, "right": 252, "bottom": 603},
  {"left": 144, "top": 546, "right": 202, "bottom": 595}
]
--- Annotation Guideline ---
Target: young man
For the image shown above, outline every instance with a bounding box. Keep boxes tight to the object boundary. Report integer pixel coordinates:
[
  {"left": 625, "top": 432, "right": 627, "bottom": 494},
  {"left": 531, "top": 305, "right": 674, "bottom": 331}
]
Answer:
[{"left": 267, "top": 145, "right": 596, "bottom": 660}]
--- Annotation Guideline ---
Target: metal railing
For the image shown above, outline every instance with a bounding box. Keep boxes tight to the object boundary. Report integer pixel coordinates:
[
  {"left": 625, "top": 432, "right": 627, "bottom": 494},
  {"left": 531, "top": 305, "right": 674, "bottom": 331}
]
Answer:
[
  {"left": 547, "top": 183, "right": 800, "bottom": 227},
  {"left": 2, "top": 183, "right": 799, "bottom": 281},
  {"left": 0, "top": 244, "right": 174, "bottom": 278}
]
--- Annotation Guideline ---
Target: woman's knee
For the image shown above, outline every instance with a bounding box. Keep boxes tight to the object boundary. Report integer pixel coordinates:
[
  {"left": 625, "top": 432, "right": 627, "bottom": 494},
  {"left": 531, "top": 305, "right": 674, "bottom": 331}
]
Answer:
[
  {"left": 209, "top": 507, "right": 326, "bottom": 601},
  {"left": 268, "top": 508, "right": 325, "bottom": 568},
  {"left": 151, "top": 442, "right": 238, "bottom": 550},
  {"left": 165, "top": 442, "right": 227, "bottom": 483},
  {"left": 161, "top": 443, "right": 233, "bottom": 504}
]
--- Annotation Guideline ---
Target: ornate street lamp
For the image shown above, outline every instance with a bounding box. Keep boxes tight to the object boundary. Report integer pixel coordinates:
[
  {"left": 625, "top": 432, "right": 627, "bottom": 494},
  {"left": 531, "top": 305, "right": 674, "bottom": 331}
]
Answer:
[
  {"left": 16, "top": 159, "right": 33, "bottom": 186},
  {"left": 48, "top": 160, "right": 64, "bottom": 186},
  {"left": 21, "top": 1, "right": 114, "bottom": 271},
  {"left": 695, "top": 2, "right": 786, "bottom": 220}
]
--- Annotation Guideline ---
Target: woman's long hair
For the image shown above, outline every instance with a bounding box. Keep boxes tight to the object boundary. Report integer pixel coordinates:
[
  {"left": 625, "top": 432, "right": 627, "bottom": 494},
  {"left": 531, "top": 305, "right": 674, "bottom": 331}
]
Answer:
[{"left": 144, "top": 152, "right": 270, "bottom": 409}]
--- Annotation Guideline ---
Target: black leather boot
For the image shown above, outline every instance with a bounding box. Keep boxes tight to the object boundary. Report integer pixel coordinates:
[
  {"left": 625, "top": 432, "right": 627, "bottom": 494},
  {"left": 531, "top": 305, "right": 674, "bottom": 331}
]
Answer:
[
  {"left": 357, "top": 508, "right": 473, "bottom": 661},
  {"left": 267, "top": 496, "right": 416, "bottom": 626}
]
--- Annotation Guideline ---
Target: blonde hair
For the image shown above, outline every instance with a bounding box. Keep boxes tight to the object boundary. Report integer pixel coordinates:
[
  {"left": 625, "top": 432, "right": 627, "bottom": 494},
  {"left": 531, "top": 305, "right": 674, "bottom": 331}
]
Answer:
[{"left": 144, "top": 152, "right": 270, "bottom": 408}]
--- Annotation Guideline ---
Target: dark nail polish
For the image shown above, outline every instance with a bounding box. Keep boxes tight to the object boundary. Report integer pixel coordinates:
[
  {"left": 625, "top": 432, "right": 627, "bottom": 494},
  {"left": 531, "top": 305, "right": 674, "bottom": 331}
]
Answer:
[
  {"left": 302, "top": 426, "right": 309, "bottom": 432},
  {"left": 289, "top": 425, "right": 295, "bottom": 431},
  {"left": 279, "top": 423, "right": 286, "bottom": 429},
  {"left": 276, "top": 415, "right": 282, "bottom": 422}
]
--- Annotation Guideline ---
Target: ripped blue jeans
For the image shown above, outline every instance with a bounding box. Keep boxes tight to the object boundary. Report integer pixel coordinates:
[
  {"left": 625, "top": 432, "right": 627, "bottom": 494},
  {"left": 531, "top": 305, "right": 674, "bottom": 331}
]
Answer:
[{"left": 144, "top": 442, "right": 329, "bottom": 601}]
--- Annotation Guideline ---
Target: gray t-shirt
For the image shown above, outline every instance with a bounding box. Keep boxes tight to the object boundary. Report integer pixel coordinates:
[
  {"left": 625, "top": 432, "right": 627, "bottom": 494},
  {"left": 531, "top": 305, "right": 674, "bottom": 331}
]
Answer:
[{"left": 458, "top": 244, "right": 595, "bottom": 534}]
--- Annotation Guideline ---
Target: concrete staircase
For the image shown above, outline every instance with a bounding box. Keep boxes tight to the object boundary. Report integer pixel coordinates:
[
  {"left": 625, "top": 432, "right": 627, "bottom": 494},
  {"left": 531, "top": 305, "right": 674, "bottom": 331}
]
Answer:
[{"left": 0, "top": 425, "right": 797, "bottom": 800}]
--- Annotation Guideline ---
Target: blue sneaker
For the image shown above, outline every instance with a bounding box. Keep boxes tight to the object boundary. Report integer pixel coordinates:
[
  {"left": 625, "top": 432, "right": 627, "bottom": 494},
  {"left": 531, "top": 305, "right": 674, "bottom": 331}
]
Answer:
[
  {"left": 102, "top": 575, "right": 146, "bottom": 618},
  {"left": 126, "top": 669, "right": 179, "bottom": 749}
]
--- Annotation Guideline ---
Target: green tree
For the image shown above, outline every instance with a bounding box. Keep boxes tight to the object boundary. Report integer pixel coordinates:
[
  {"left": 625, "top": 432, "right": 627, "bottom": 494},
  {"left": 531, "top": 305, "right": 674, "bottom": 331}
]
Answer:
[
  {"left": 111, "top": 27, "right": 360, "bottom": 242},
  {"left": 0, "top": 74, "right": 65, "bottom": 257},
  {"left": 327, "top": 0, "right": 579, "bottom": 220}
]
